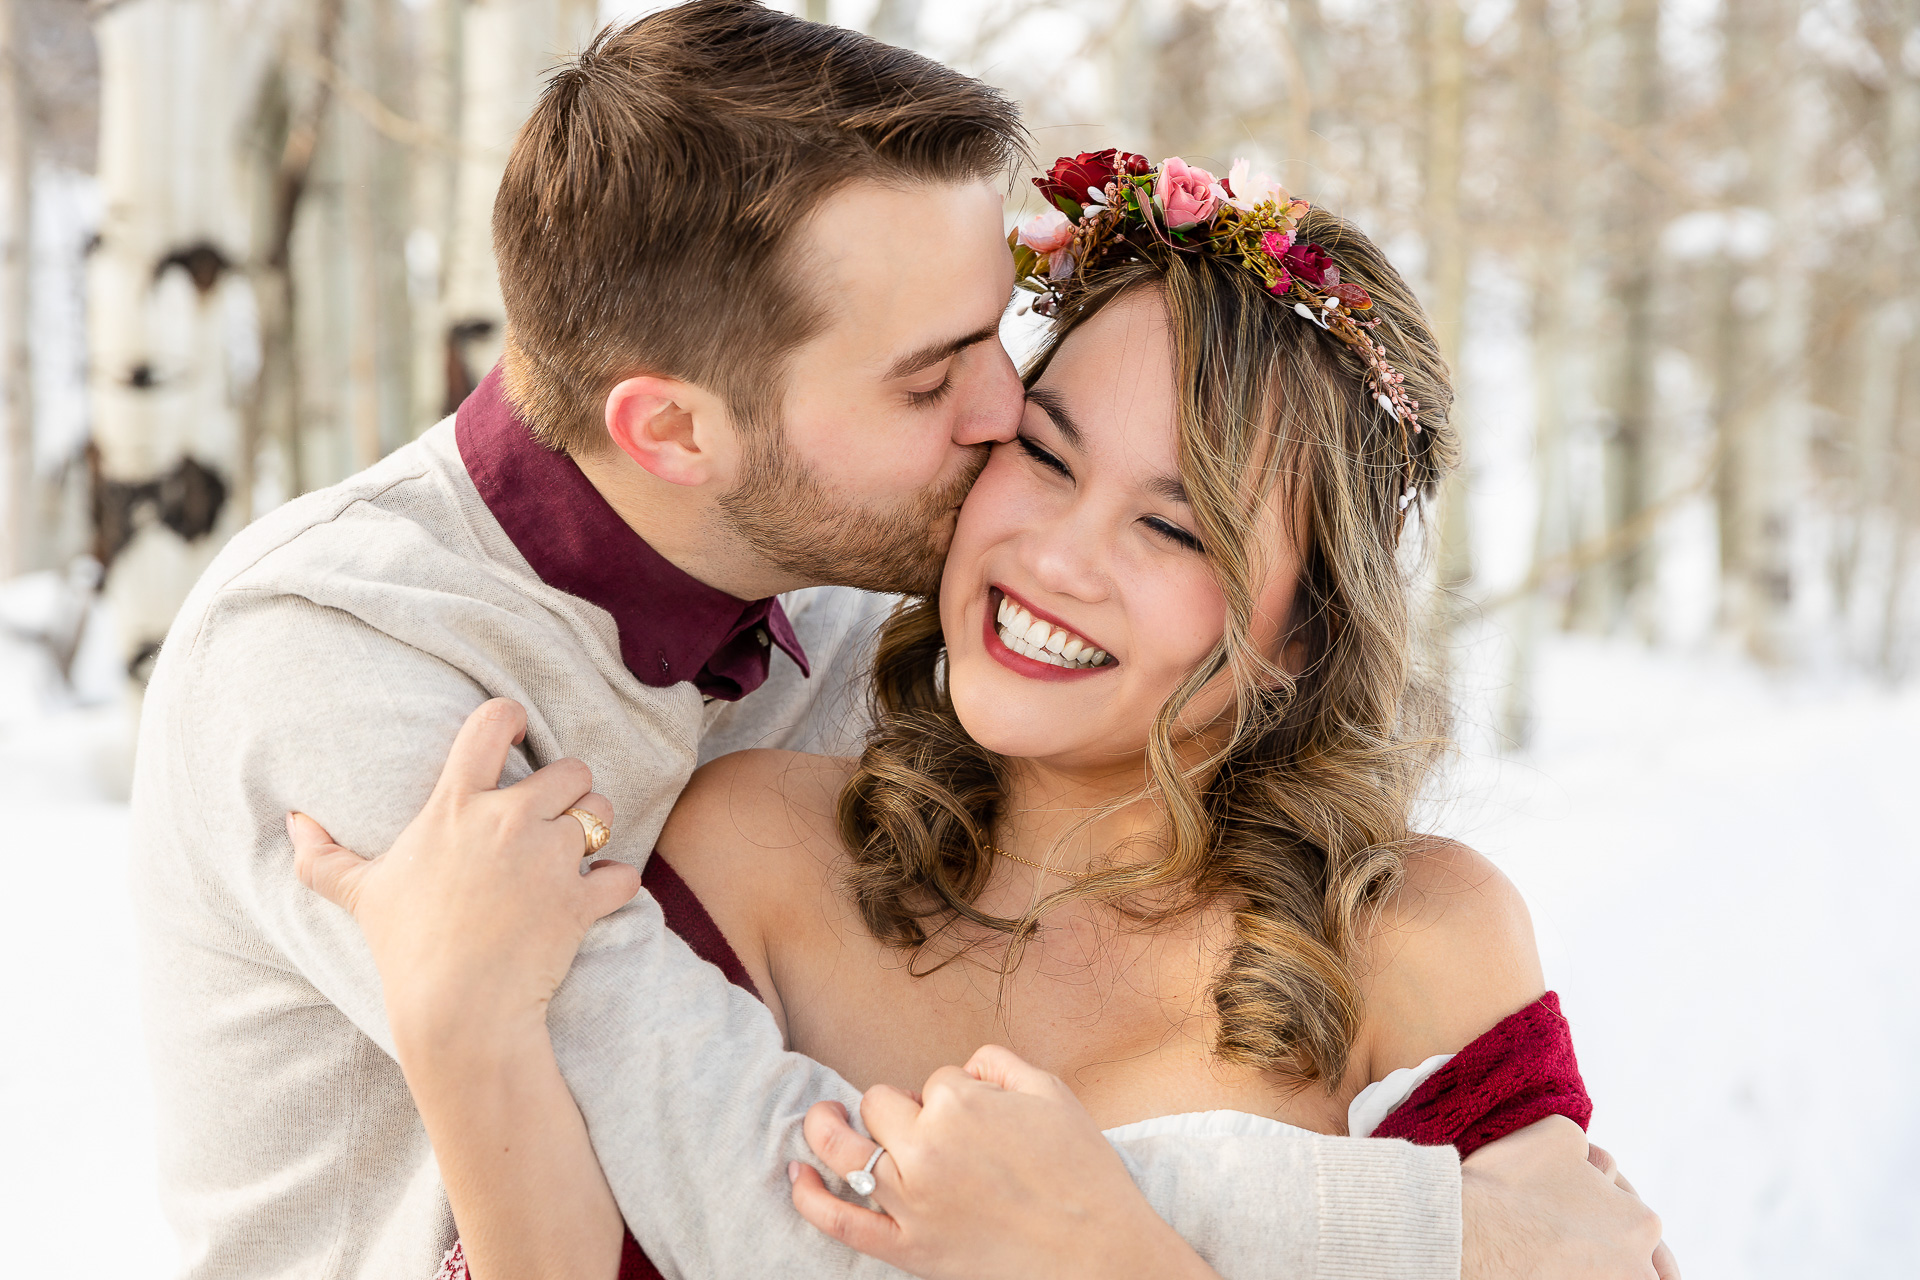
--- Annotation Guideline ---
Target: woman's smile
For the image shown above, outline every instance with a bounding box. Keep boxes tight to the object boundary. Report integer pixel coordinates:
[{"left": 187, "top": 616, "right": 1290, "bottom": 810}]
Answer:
[{"left": 985, "top": 585, "right": 1115, "bottom": 678}]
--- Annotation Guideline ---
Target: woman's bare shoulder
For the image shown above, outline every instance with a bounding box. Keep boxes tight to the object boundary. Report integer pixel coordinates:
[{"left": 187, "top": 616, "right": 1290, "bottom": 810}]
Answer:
[
  {"left": 658, "top": 748, "right": 855, "bottom": 888},
  {"left": 1354, "top": 836, "right": 1547, "bottom": 1083}
]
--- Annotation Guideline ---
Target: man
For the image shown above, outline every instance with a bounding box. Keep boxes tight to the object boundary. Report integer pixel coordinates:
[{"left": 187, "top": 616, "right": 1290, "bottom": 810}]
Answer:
[{"left": 132, "top": 3, "right": 1664, "bottom": 1278}]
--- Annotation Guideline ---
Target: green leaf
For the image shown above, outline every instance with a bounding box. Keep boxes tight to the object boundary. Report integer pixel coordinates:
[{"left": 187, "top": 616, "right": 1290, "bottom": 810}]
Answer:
[{"left": 1052, "top": 194, "right": 1084, "bottom": 221}]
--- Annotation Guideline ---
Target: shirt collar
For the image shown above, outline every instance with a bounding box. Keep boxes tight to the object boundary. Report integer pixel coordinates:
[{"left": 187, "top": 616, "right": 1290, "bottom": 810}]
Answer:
[{"left": 455, "top": 363, "right": 807, "bottom": 701}]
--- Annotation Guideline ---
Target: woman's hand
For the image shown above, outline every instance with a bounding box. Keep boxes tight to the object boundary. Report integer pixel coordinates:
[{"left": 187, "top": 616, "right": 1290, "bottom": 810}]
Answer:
[
  {"left": 290, "top": 697, "right": 641, "bottom": 1055},
  {"left": 288, "top": 699, "right": 638, "bottom": 1280},
  {"left": 790, "top": 1045, "right": 1219, "bottom": 1280}
]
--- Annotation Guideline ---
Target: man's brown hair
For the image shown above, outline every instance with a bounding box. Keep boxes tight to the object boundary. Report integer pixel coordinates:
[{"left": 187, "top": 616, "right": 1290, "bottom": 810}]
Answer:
[{"left": 493, "top": 0, "right": 1027, "bottom": 453}]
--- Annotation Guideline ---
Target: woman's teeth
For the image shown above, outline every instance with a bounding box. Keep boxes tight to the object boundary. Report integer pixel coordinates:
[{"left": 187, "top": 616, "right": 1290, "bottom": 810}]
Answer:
[{"left": 995, "top": 596, "right": 1110, "bottom": 670}]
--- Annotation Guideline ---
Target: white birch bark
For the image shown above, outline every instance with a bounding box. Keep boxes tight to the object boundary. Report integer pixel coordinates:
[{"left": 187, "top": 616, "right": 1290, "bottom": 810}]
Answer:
[
  {"left": 1501, "top": 0, "right": 1575, "bottom": 747},
  {"left": 442, "top": 0, "right": 597, "bottom": 403},
  {"left": 1, "top": 0, "right": 29, "bottom": 578},
  {"left": 1601, "top": 0, "right": 1660, "bottom": 637},
  {"left": 1716, "top": 0, "right": 1809, "bottom": 664},
  {"left": 1422, "top": 0, "right": 1472, "bottom": 685},
  {"left": 408, "top": 0, "right": 458, "bottom": 430},
  {"left": 1871, "top": 2, "right": 1920, "bottom": 674},
  {"left": 89, "top": 0, "right": 283, "bottom": 687}
]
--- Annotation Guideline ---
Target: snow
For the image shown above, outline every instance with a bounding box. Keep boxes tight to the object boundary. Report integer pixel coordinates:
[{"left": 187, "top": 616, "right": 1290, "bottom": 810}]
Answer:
[
  {"left": 0, "top": 617, "right": 170, "bottom": 1276},
  {"left": 1435, "top": 638, "right": 1920, "bottom": 1279},
  {"left": 3, "top": 593, "right": 1915, "bottom": 1277}
]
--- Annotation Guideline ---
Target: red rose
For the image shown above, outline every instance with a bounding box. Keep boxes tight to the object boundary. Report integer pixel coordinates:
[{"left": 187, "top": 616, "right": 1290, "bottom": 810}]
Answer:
[
  {"left": 1034, "top": 149, "right": 1151, "bottom": 210},
  {"left": 1282, "top": 242, "right": 1336, "bottom": 289}
]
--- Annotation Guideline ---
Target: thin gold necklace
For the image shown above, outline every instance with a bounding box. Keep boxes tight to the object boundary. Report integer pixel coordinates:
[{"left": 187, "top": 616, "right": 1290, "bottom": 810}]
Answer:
[{"left": 984, "top": 843, "right": 1093, "bottom": 880}]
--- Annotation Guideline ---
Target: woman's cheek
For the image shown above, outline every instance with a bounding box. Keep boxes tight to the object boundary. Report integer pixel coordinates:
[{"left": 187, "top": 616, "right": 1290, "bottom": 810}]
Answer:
[{"left": 1144, "top": 567, "right": 1229, "bottom": 671}]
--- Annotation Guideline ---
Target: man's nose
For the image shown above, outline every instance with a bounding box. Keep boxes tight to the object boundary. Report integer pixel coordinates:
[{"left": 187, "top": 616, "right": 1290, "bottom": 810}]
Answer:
[{"left": 951, "top": 341, "right": 1023, "bottom": 447}]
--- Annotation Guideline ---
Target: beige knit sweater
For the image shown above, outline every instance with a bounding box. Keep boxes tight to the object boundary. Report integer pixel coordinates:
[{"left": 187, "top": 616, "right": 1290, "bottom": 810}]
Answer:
[{"left": 130, "top": 418, "right": 1462, "bottom": 1280}]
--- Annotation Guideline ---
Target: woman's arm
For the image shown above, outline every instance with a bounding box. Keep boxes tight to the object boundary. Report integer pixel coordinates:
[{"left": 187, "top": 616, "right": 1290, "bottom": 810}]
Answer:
[
  {"left": 393, "top": 1000, "right": 625, "bottom": 1280},
  {"left": 1356, "top": 837, "right": 1548, "bottom": 1082},
  {"left": 295, "top": 704, "right": 1663, "bottom": 1280},
  {"left": 290, "top": 700, "right": 634, "bottom": 1280}
]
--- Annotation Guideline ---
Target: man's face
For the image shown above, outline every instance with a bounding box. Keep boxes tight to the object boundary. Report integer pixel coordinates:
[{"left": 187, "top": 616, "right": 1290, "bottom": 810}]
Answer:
[{"left": 716, "top": 178, "right": 1023, "bottom": 594}]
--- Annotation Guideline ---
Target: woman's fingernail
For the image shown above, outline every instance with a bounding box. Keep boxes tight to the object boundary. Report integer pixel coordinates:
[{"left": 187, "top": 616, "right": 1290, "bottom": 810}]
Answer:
[
  {"left": 787, "top": 1161, "right": 802, "bottom": 1185},
  {"left": 285, "top": 813, "right": 298, "bottom": 839}
]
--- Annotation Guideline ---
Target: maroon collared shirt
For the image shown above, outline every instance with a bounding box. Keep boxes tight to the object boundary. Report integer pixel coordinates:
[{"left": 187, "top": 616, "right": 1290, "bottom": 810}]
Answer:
[{"left": 455, "top": 364, "right": 806, "bottom": 701}]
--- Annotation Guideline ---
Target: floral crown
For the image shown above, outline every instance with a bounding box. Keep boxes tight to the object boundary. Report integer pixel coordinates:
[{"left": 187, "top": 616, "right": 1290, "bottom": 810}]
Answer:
[{"left": 1013, "top": 150, "right": 1426, "bottom": 513}]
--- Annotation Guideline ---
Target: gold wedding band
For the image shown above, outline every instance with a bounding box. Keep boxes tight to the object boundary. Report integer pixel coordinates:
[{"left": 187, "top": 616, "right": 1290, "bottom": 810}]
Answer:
[{"left": 565, "top": 807, "right": 611, "bottom": 856}]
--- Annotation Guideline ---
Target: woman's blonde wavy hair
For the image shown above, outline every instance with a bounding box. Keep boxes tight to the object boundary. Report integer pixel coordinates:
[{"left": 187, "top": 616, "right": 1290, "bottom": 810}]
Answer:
[{"left": 837, "top": 205, "right": 1458, "bottom": 1088}]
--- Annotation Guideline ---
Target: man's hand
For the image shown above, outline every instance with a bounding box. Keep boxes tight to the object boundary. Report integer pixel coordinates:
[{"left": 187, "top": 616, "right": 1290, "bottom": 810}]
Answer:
[
  {"left": 789, "top": 1045, "right": 1218, "bottom": 1280},
  {"left": 289, "top": 697, "right": 640, "bottom": 1054},
  {"left": 1587, "top": 1142, "right": 1681, "bottom": 1279},
  {"left": 1463, "top": 1118, "right": 1674, "bottom": 1280}
]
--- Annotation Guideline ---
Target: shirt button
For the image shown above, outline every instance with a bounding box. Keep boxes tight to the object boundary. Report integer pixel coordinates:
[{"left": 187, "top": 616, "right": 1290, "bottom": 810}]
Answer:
[{"left": 754, "top": 628, "right": 770, "bottom": 647}]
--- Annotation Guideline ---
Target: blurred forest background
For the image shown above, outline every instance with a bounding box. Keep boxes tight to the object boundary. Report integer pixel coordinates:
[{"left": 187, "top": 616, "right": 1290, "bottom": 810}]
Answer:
[
  {"left": 0, "top": 0, "right": 1915, "bottom": 726},
  {"left": 2, "top": 3, "right": 1918, "bottom": 1279}
]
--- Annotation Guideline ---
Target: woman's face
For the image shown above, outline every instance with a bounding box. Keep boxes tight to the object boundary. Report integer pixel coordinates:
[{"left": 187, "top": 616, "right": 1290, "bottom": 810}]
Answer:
[{"left": 940, "top": 289, "right": 1301, "bottom": 772}]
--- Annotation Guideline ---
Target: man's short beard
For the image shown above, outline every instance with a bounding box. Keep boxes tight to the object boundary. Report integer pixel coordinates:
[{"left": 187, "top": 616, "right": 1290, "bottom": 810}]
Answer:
[{"left": 717, "top": 427, "right": 987, "bottom": 596}]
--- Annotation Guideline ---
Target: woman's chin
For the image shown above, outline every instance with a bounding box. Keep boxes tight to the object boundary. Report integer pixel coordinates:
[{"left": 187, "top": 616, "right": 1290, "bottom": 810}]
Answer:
[{"left": 950, "top": 671, "right": 1105, "bottom": 763}]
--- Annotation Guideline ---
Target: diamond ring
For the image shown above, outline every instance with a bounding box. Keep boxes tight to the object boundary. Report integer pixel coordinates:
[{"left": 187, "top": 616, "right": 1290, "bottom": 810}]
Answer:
[{"left": 847, "top": 1145, "right": 885, "bottom": 1197}]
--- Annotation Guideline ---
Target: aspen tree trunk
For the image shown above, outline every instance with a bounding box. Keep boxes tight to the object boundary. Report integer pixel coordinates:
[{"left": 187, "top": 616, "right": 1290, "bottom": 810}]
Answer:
[
  {"left": 1708, "top": 0, "right": 1753, "bottom": 641},
  {"left": 1602, "top": 0, "right": 1660, "bottom": 636},
  {"left": 1422, "top": 0, "right": 1472, "bottom": 673},
  {"left": 410, "top": 0, "right": 458, "bottom": 428},
  {"left": 441, "top": 0, "right": 596, "bottom": 407},
  {"left": 335, "top": 0, "right": 411, "bottom": 470},
  {"left": 242, "top": 0, "right": 339, "bottom": 515},
  {"left": 0, "top": 0, "right": 28, "bottom": 578},
  {"left": 1502, "top": 0, "right": 1573, "bottom": 747},
  {"left": 1147, "top": 2, "right": 1217, "bottom": 161},
  {"left": 1750, "top": 55, "right": 1812, "bottom": 665},
  {"left": 1278, "top": 0, "right": 1329, "bottom": 177},
  {"left": 1106, "top": 0, "right": 1152, "bottom": 157},
  {"left": 345, "top": 29, "right": 383, "bottom": 471},
  {"left": 1716, "top": 0, "right": 1807, "bottom": 664},
  {"left": 868, "top": 0, "right": 922, "bottom": 47},
  {"left": 89, "top": 0, "right": 278, "bottom": 688},
  {"left": 1871, "top": 1, "right": 1920, "bottom": 675}
]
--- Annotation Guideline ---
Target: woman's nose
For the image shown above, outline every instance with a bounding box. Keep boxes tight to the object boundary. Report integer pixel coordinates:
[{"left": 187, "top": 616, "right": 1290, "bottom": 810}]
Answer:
[{"left": 1024, "top": 509, "right": 1109, "bottom": 603}]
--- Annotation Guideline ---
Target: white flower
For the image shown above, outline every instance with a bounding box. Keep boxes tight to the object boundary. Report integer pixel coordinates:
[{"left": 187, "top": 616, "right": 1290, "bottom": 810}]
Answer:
[{"left": 1225, "top": 158, "right": 1289, "bottom": 212}]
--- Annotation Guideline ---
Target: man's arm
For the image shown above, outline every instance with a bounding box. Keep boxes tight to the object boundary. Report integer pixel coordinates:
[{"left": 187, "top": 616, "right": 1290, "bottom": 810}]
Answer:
[{"left": 166, "top": 594, "right": 1470, "bottom": 1280}]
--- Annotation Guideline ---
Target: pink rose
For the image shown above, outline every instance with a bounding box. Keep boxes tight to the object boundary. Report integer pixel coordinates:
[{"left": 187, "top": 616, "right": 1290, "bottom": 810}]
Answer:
[
  {"left": 1016, "top": 208, "right": 1076, "bottom": 255},
  {"left": 1154, "top": 156, "right": 1219, "bottom": 230}
]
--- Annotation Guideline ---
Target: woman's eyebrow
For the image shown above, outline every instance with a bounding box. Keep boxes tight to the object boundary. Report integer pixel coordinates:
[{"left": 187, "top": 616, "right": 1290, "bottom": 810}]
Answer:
[
  {"left": 1025, "top": 385, "right": 1084, "bottom": 448},
  {"left": 1029, "top": 385, "right": 1187, "bottom": 502},
  {"left": 1146, "top": 473, "right": 1189, "bottom": 504}
]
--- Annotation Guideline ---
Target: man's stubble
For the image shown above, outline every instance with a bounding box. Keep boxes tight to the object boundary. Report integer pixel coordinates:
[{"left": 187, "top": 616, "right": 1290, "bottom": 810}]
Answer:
[{"left": 717, "top": 427, "right": 988, "bottom": 596}]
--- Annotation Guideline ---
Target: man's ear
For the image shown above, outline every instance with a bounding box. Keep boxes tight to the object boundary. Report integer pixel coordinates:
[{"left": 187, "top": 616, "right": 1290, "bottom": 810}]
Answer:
[{"left": 604, "top": 375, "right": 728, "bottom": 487}]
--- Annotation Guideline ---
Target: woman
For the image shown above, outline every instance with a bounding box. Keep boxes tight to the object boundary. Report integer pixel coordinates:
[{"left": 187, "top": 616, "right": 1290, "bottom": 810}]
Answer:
[{"left": 298, "top": 153, "right": 1599, "bottom": 1279}]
